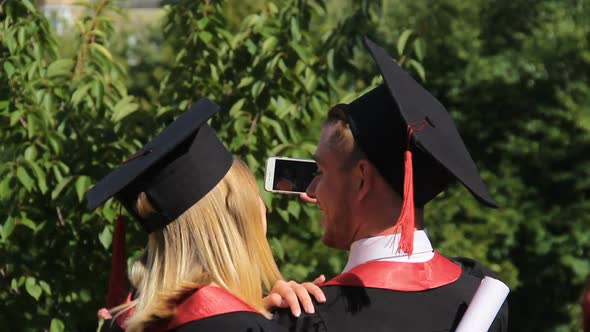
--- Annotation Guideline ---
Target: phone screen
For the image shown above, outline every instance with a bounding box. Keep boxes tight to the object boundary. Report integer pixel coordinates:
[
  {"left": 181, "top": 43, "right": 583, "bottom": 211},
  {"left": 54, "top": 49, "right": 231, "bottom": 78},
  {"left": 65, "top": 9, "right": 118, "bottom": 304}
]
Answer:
[{"left": 273, "top": 159, "right": 317, "bottom": 193}]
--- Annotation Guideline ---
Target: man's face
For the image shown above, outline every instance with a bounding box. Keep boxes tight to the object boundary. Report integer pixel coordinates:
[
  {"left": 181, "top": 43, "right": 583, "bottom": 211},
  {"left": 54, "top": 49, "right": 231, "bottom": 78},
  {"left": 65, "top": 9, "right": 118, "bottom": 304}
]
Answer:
[{"left": 307, "top": 125, "right": 358, "bottom": 250}]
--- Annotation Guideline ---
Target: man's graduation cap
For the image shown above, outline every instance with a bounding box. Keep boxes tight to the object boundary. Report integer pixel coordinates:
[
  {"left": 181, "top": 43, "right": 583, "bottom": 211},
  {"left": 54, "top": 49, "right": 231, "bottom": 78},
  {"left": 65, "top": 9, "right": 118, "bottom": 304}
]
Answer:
[
  {"left": 85, "top": 97, "right": 233, "bottom": 307},
  {"left": 342, "top": 37, "right": 497, "bottom": 253}
]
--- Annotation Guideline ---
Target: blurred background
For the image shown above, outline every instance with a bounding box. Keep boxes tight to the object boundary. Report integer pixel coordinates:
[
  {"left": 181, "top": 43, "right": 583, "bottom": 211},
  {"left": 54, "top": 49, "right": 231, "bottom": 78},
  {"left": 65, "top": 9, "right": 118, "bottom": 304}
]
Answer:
[{"left": 1, "top": 0, "right": 589, "bottom": 331}]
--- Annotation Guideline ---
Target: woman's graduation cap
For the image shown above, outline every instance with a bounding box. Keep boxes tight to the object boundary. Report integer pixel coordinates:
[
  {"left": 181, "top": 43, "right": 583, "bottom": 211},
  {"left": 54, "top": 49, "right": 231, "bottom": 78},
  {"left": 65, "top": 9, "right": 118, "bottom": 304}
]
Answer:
[
  {"left": 86, "top": 97, "right": 233, "bottom": 232},
  {"left": 85, "top": 97, "right": 233, "bottom": 307},
  {"left": 343, "top": 37, "right": 497, "bottom": 254}
]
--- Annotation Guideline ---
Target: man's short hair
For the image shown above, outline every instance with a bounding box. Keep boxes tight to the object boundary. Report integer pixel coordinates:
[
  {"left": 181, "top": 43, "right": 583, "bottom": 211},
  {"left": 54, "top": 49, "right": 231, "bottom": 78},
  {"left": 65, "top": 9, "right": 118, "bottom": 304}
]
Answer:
[{"left": 324, "top": 104, "right": 367, "bottom": 169}]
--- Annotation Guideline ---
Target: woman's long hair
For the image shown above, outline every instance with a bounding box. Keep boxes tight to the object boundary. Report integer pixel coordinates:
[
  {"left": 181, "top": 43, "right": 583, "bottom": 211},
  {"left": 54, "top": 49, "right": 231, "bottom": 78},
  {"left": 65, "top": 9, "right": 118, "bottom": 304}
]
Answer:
[{"left": 113, "top": 159, "right": 282, "bottom": 331}]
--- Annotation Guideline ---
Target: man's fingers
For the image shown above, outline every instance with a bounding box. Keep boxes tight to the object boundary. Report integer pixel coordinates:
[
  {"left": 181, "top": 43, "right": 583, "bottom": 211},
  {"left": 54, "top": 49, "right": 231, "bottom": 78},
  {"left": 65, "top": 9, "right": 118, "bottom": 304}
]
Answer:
[{"left": 299, "top": 193, "right": 317, "bottom": 203}]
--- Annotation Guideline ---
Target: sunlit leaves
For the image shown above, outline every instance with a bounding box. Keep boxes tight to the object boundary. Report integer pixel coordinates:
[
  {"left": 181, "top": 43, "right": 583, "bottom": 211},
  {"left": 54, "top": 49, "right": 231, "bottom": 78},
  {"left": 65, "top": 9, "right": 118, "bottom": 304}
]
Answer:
[
  {"left": 409, "top": 59, "right": 426, "bottom": 82},
  {"left": 46, "top": 59, "right": 74, "bottom": 78},
  {"left": 20, "top": 0, "right": 37, "bottom": 14},
  {"left": 112, "top": 96, "right": 139, "bottom": 122},
  {"left": 16, "top": 167, "right": 34, "bottom": 192},
  {"left": 4, "top": 61, "right": 16, "bottom": 77},
  {"left": 50, "top": 176, "right": 72, "bottom": 200},
  {"left": 0, "top": 0, "right": 140, "bottom": 330},
  {"left": 397, "top": 29, "right": 413, "bottom": 56},
  {"left": 49, "top": 318, "right": 65, "bottom": 332},
  {"left": 25, "top": 277, "right": 42, "bottom": 300},
  {"left": 1, "top": 217, "right": 16, "bottom": 241},
  {"left": 89, "top": 43, "right": 113, "bottom": 61},
  {"left": 75, "top": 175, "right": 92, "bottom": 202},
  {"left": 98, "top": 226, "right": 112, "bottom": 250}
]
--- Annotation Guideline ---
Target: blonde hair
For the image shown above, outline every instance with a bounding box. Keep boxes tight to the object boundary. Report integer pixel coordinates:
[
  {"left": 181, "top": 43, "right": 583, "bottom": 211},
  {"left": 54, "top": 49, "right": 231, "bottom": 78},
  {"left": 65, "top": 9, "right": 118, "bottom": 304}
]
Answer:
[{"left": 113, "top": 159, "right": 282, "bottom": 331}]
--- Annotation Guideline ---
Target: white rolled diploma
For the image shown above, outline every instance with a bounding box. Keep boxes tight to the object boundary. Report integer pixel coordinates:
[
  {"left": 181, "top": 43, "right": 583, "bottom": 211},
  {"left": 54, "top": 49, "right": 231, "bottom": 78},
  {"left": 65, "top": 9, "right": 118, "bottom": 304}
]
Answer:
[{"left": 454, "top": 276, "right": 510, "bottom": 332}]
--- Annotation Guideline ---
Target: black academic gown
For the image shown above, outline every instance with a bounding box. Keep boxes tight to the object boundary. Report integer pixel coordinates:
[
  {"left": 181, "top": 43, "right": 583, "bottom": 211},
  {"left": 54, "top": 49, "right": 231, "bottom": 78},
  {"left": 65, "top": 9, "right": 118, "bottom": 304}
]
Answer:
[
  {"left": 274, "top": 253, "right": 508, "bottom": 332},
  {"left": 103, "top": 286, "right": 286, "bottom": 332}
]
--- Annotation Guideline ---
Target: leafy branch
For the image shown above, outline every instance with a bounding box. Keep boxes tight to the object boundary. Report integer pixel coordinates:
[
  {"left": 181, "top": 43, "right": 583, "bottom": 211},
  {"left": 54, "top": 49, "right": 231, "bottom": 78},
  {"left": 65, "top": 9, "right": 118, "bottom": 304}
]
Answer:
[{"left": 73, "top": 0, "right": 110, "bottom": 79}]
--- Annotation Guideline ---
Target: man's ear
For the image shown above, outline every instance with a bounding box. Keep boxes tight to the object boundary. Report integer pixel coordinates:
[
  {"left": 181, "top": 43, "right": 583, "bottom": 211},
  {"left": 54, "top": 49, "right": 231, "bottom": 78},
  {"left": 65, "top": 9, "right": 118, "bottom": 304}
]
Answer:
[{"left": 355, "top": 159, "right": 372, "bottom": 201}]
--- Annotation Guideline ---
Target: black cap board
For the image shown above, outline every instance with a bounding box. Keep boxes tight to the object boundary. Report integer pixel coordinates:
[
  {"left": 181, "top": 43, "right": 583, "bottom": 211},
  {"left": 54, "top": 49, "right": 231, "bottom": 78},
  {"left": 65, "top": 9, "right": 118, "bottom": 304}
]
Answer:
[
  {"left": 86, "top": 97, "right": 234, "bottom": 232},
  {"left": 342, "top": 36, "right": 497, "bottom": 208}
]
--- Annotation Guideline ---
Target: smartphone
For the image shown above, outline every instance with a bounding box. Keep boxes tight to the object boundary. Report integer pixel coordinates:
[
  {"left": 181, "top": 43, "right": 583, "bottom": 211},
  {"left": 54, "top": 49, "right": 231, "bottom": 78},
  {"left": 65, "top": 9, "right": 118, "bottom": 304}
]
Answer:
[{"left": 264, "top": 156, "right": 317, "bottom": 194}]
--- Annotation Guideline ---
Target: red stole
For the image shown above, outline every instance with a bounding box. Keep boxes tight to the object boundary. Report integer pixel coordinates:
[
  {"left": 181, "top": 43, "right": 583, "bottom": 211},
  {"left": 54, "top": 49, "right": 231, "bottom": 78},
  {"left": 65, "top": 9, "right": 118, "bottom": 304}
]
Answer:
[
  {"left": 116, "top": 286, "right": 259, "bottom": 331},
  {"left": 324, "top": 252, "right": 462, "bottom": 291}
]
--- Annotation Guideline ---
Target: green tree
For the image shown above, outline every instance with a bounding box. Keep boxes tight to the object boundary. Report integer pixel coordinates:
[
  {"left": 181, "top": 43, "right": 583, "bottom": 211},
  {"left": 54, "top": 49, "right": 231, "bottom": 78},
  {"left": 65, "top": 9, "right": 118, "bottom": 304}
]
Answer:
[{"left": 0, "top": 1, "right": 145, "bottom": 330}]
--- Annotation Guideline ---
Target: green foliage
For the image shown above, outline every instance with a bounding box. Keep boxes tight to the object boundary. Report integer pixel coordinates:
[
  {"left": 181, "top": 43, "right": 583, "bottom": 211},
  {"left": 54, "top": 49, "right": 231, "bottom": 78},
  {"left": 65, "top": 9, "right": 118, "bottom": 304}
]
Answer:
[
  {"left": 0, "top": 0, "right": 146, "bottom": 330},
  {"left": 1, "top": 0, "right": 589, "bottom": 331}
]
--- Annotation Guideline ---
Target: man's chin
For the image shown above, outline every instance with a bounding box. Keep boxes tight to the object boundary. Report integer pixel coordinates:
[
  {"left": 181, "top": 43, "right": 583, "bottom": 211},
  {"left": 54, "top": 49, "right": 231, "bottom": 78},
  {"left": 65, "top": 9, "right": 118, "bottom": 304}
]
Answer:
[
  {"left": 319, "top": 213, "right": 328, "bottom": 226},
  {"left": 321, "top": 234, "right": 349, "bottom": 250}
]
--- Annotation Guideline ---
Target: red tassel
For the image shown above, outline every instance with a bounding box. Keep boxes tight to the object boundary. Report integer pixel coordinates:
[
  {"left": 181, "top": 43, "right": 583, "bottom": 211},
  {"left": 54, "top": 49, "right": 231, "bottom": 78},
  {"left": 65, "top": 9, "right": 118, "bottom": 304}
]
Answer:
[
  {"left": 379, "top": 120, "right": 428, "bottom": 255},
  {"left": 391, "top": 121, "right": 428, "bottom": 256},
  {"left": 106, "top": 213, "right": 127, "bottom": 308},
  {"left": 392, "top": 149, "right": 415, "bottom": 255}
]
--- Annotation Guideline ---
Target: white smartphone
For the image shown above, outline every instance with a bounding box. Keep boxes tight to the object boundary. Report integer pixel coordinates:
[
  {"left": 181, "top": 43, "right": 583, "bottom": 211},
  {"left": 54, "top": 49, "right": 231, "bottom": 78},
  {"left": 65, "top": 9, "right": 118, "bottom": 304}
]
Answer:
[{"left": 264, "top": 156, "right": 317, "bottom": 194}]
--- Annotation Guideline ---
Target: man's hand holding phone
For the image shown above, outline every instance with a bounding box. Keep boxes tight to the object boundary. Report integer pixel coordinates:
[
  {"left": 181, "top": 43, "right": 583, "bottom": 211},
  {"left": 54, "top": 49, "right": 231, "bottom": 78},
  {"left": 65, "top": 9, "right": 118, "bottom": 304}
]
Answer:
[{"left": 299, "top": 193, "right": 317, "bottom": 203}]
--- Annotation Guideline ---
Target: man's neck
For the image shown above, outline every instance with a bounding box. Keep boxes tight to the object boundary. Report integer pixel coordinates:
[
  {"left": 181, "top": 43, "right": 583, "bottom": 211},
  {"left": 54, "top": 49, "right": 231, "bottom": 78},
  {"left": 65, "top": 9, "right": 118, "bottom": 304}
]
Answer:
[{"left": 352, "top": 209, "right": 425, "bottom": 243}]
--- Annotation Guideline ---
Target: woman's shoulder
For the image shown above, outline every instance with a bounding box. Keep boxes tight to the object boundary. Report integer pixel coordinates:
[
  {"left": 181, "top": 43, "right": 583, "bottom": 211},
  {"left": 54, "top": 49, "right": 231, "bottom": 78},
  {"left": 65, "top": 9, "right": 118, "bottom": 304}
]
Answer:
[
  {"left": 165, "top": 286, "right": 284, "bottom": 331},
  {"left": 100, "top": 307, "right": 284, "bottom": 332},
  {"left": 104, "top": 286, "right": 283, "bottom": 332}
]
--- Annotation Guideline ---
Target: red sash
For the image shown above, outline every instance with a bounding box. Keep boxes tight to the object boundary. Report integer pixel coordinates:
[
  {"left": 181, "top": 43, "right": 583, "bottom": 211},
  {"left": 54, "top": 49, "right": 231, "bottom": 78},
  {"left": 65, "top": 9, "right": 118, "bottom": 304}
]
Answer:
[
  {"left": 116, "top": 286, "right": 259, "bottom": 331},
  {"left": 324, "top": 252, "right": 462, "bottom": 291}
]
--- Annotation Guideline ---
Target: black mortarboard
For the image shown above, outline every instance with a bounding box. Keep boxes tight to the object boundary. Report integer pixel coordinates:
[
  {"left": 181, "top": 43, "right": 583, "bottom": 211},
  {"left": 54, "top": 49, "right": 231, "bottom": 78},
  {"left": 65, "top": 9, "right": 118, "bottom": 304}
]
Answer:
[
  {"left": 344, "top": 36, "right": 496, "bottom": 208},
  {"left": 86, "top": 97, "right": 234, "bottom": 233},
  {"left": 341, "top": 37, "right": 497, "bottom": 254}
]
